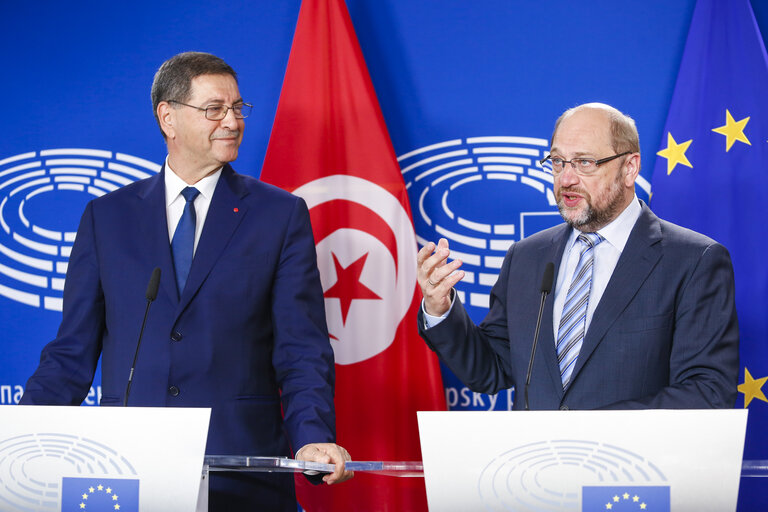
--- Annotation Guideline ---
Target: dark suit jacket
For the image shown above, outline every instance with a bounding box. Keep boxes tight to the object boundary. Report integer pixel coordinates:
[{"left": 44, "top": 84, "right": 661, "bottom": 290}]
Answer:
[
  {"left": 22, "top": 164, "right": 335, "bottom": 509},
  {"left": 419, "top": 201, "right": 738, "bottom": 410}
]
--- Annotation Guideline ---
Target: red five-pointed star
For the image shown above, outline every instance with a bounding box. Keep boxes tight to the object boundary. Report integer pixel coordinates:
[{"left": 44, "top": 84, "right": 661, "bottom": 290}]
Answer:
[{"left": 323, "top": 252, "right": 381, "bottom": 325}]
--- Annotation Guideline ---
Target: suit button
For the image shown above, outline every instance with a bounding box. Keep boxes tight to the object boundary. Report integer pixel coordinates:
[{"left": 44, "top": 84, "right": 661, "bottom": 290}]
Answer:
[
  {"left": 170, "top": 331, "right": 182, "bottom": 342},
  {"left": 560, "top": 404, "right": 569, "bottom": 411},
  {"left": 169, "top": 386, "right": 180, "bottom": 397}
]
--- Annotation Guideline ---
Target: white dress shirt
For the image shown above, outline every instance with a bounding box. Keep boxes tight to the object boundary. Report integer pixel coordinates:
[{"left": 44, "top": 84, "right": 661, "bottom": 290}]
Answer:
[
  {"left": 551, "top": 196, "right": 641, "bottom": 335},
  {"left": 424, "top": 196, "right": 642, "bottom": 331},
  {"left": 164, "top": 159, "right": 222, "bottom": 255}
]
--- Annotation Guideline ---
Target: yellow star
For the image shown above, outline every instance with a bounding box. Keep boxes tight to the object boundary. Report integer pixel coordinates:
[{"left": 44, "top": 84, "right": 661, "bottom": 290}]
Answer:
[
  {"left": 114, "top": 505, "right": 120, "bottom": 511},
  {"left": 633, "top": 495, "right": 640, "bottom": 502},
  {"left": 640, "top": 503, "right": 647, "bottom": 510},
  {"left": 79, "top": 504, "right": 85, "bottom": 510},
  {"left": 106, "top": 487, "right": 112, "bottom": 494},
  {"left": 82, "top": 494, "right": 88, "bottom": 500},
  {"left": 89, "top": 487, "right": 94, "bottom": 493},
  {"left": 97, "top": 484, "right": 103, "bottom": 491},
  {"left": 606, "top": 504, "right": 613, "bottom": 510},
  {"left": 712, "top": 109, "right": 751, "bottom": 151},
  {"left": 113, "top": 495, "right": 119, "bottom": 500},
  {"left": 623, "top": 493, "right": 630, "bottom": 500},
  {"left": 738, "top": 367, "right": 768, "bottom": 407},
  {"left": 657, "top": 132, "right": 693, "bottom": 175}
]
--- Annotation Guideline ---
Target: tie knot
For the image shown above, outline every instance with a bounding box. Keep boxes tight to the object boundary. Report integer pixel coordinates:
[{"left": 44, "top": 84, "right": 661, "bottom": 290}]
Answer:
[
  {"left": 181, "top": 186, "right": 200, "bottom": 203},
  {"left": 577, "top": 232, "right": 604, "bottom": 248}
]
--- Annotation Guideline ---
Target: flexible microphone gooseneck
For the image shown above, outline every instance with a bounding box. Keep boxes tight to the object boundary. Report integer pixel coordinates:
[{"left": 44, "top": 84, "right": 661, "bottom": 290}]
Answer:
[
  {"left": 524, "top": 262, "right": 554, "bottom": 411},
  {"left": 123, "top": 267, "right": 161, "bottom": 407}
]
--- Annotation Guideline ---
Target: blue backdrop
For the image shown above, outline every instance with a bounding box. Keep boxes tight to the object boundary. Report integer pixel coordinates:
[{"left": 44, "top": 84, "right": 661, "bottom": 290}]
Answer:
[{"left": 2, "top": 1, "right": 767, "bottom": 508}]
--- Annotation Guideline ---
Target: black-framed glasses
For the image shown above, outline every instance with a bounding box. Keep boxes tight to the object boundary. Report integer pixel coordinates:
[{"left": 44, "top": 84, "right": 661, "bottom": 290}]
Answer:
[
  {"left": 168, "top": 100, "right": 252, "bottom": 120},
  {"left": 540, "top": 151, "right": 631, "bottom": 176}
]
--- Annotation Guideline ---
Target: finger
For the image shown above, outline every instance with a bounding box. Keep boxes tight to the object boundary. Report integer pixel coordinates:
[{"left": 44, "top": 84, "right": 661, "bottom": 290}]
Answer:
[
  {"left": 417, "top": 241, "right": 436, "bottom": 265},
  {"left": 425, "top": 270, "right": 465, "bottom": 301},
  {"left": 429, "top": 257, "right": 463, "bottom": 285},
  {"left": 421, "top": 246, "right": 451, "bottom": 279},
  {"left": 322, "top": 446, "right": 351, "bottom": 484}
]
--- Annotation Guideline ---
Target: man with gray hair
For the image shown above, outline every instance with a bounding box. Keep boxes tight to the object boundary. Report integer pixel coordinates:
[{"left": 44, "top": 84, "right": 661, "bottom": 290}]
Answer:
[
  {"left": 22, "top": 51, "right": 352, "bottom": 509},
  {"left": 417, "top": 102, "right": 738, "bottom": 410}
]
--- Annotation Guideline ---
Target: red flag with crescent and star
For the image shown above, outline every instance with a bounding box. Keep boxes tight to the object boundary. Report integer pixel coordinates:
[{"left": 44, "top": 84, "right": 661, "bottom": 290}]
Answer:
[{"left": 260, "top": 0, "right": 446, "bottom": 509}]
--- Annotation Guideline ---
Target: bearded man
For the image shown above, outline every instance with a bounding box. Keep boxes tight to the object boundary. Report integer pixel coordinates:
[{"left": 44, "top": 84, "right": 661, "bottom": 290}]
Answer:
[{"left": 416, "top": 102, "right": 738, "bottom": 410}]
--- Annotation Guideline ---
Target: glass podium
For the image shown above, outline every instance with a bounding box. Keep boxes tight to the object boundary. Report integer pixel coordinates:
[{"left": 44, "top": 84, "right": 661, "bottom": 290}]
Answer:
[{"left": 204, "top": 456, "right": 768, "bottom": 478}]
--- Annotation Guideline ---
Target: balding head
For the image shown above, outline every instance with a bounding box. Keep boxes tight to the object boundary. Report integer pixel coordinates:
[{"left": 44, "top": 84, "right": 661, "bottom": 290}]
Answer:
[{"left": 551, "top": 103, "right": 640, "bottom": 161}]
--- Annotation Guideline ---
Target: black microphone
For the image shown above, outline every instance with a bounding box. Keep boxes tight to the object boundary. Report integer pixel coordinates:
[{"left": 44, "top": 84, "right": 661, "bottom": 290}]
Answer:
[
  {"left": 123, "top": 267, "right": 161, "bottom": 406},
  {"left": 524, "top": 262, "right": 554, "bottom": 411}
]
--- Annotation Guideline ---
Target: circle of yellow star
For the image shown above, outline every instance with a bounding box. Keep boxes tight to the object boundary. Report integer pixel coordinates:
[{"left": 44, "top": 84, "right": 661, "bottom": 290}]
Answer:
[
  {"left": 738, "top": 367, "right": 768, "bottom": 408},
  {"left": 712, "top": 109, "right": 751, "bottom": 151},
  {"left": 657, "top": 132, "right": 693, "bottom": 175}
]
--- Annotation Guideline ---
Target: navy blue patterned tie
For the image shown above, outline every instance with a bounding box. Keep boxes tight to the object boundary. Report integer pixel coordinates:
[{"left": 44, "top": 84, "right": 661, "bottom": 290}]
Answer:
[
  {"left": 171, "top": 186, "right": 200, "bottom": 294},
  {"left": 556, "top": 232, "right": 604, "bottom": 389}
]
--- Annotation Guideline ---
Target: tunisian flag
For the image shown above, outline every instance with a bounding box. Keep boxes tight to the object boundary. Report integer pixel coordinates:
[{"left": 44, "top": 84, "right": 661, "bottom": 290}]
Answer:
[{"left": 261, "top": 0, "right": 446, "bottom": 509}]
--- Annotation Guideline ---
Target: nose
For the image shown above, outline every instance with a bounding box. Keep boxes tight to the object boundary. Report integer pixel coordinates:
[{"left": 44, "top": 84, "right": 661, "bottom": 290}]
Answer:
[
  {"left": 557, "top": 163, "right": 580, "bottom": 187},
  {"left": 219, "top": 107, "right": 240, "bottom": 129}
]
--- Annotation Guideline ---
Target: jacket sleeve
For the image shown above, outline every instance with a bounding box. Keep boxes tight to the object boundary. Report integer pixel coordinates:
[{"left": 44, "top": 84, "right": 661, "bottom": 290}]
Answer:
[
  {"left": 20, "top": 201, "right": 104, "bottom": 405},
  {"left": 270, "top": 197, "right": 336, "bottom": 452}
]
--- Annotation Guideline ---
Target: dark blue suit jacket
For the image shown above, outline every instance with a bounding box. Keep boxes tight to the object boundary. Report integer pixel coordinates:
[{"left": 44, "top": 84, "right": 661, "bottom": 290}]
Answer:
[
  {"left": 22, "top": 164, "right": 336, "bottom": 509},
  {"left": 419, "top": 202, "right": 739, "bottom": 410}
]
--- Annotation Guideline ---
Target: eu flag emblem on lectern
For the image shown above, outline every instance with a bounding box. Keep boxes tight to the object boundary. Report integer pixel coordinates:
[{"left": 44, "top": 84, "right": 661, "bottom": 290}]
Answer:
[
  {"left": 582, "top": 486, "right": 670, "bottom": 511},
  {"left": 61, "top": 477, "right": 139, "bottom": 511}
]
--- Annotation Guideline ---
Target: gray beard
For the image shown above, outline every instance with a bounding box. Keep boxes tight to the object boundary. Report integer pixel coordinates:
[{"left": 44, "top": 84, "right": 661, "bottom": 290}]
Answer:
[{"left": 558, "top": 175, "right": 626, "bottom": 233}]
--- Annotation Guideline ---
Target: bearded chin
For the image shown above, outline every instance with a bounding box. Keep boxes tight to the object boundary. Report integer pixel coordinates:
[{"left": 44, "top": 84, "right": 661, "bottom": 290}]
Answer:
[
  {"left": 558, "top": 200, "right": 593, "bottom": 230},
  {"left": 557, "top": 177, "right": 626, "bottom": 232}
]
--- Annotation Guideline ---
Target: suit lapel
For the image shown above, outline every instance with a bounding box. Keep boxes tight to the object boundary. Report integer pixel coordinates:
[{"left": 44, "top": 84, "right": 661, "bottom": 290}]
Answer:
[
  {"left": 536, "top": 226, "right": 571, "bottom": 400},
  {"left": 175, "top": 165, "right": 249, "bottom": 317},
  {"left": 569, "top": 203, "right": 663, "bottom": 383},
  {"left": 137, "top": 167, "right": 178, "bottom": 303}
]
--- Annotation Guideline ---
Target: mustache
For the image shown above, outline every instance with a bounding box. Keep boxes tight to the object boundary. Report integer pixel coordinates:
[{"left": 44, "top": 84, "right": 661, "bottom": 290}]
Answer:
[
  {"left": 210, "top": 131, "right": 240, "bottom": 140},
  {"left": 558, "top": 186, "right": 587, "bottom": 196}
]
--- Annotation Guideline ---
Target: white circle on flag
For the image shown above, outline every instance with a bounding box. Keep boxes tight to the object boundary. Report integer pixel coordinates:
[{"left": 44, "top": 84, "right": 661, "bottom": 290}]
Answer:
[{"left": 294, "top": 175, "right": 417, "bottom": 365}]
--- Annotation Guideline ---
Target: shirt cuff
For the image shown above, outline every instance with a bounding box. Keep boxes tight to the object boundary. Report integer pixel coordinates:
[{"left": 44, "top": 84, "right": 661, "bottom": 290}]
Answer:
[{"left": 421, "top": 289, "right": 456, "bottom": 329}]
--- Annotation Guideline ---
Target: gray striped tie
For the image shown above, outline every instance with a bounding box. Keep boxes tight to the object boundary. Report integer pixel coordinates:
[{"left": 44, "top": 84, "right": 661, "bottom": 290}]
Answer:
[{"left": 556, "top": 232, "right": 604, "bottom": 389}]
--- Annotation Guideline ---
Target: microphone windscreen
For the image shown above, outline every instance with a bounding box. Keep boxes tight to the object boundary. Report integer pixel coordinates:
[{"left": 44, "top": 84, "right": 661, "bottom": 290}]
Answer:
[
  {"left": 540, "top": 262, "right": 555, "bottom": 294},
  {"left": 146, "top": 267, "right": 161, "bottom": 301}
]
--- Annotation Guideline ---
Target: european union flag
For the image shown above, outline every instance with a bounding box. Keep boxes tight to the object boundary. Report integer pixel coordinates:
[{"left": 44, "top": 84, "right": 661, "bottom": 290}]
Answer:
[
  {"left": 582, "top": 486, "right": 670, "bottom": 511},
  {"left": 650, "top": 0, "right": 768, "bottom": 507},
  {"left": 61, "top": 477, "right": 139, "bottom": 512}
]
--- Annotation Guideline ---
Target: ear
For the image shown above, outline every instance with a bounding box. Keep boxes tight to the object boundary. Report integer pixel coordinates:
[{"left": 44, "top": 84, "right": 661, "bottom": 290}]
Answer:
[
  {"left": 157, "top": 102, "right": 176, "bottom": 140},
  {"left": 623, "top": 152, "right": 641, "bottom": 187}
]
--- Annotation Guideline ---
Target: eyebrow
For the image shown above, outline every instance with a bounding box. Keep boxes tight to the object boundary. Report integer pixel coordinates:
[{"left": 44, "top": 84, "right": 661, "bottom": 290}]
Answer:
[
  {"left": 549, "top": 148, "right": 596, "bottom": 157},
  {"left": 200, "top": 97, "right": 244, "bottom": 105}
]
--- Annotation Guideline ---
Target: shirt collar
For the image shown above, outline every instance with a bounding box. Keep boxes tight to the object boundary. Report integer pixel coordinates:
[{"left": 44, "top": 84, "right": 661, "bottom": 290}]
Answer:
[
  {"left": 567, "top": 195, "right": 642, "bottom": 253},
  {"left": 164, "top": 157, "right": 223, "bottom": 206}
]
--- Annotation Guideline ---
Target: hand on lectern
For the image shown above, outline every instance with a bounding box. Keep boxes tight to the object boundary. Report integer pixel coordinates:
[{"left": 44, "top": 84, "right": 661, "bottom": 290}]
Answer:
[{"left": 296, "top": 442, "right": 354, "bottom": 484}]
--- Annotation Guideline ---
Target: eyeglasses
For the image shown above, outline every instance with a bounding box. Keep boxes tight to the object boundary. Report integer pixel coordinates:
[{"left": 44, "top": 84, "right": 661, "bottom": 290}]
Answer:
[
  {"left": 540, "top": 151, "right": 631, "bottom": 176},
  {"left": 168, "top": 100, "right": 253, "bottom": 120}
]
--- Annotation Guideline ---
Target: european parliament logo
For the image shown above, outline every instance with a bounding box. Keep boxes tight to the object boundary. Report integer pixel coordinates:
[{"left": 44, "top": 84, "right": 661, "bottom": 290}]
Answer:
[
  {"left": 0, "top": 149, "right": 159, "bottom": 311},
  {"left": 476, "top": 440, "right": 670, "bottom": 511},
  {"left": 400, "top": 136, "right": 559, "bottom": 319},
  {"left": 0, "top": 430, "right": 139, "bottom": 510}
]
